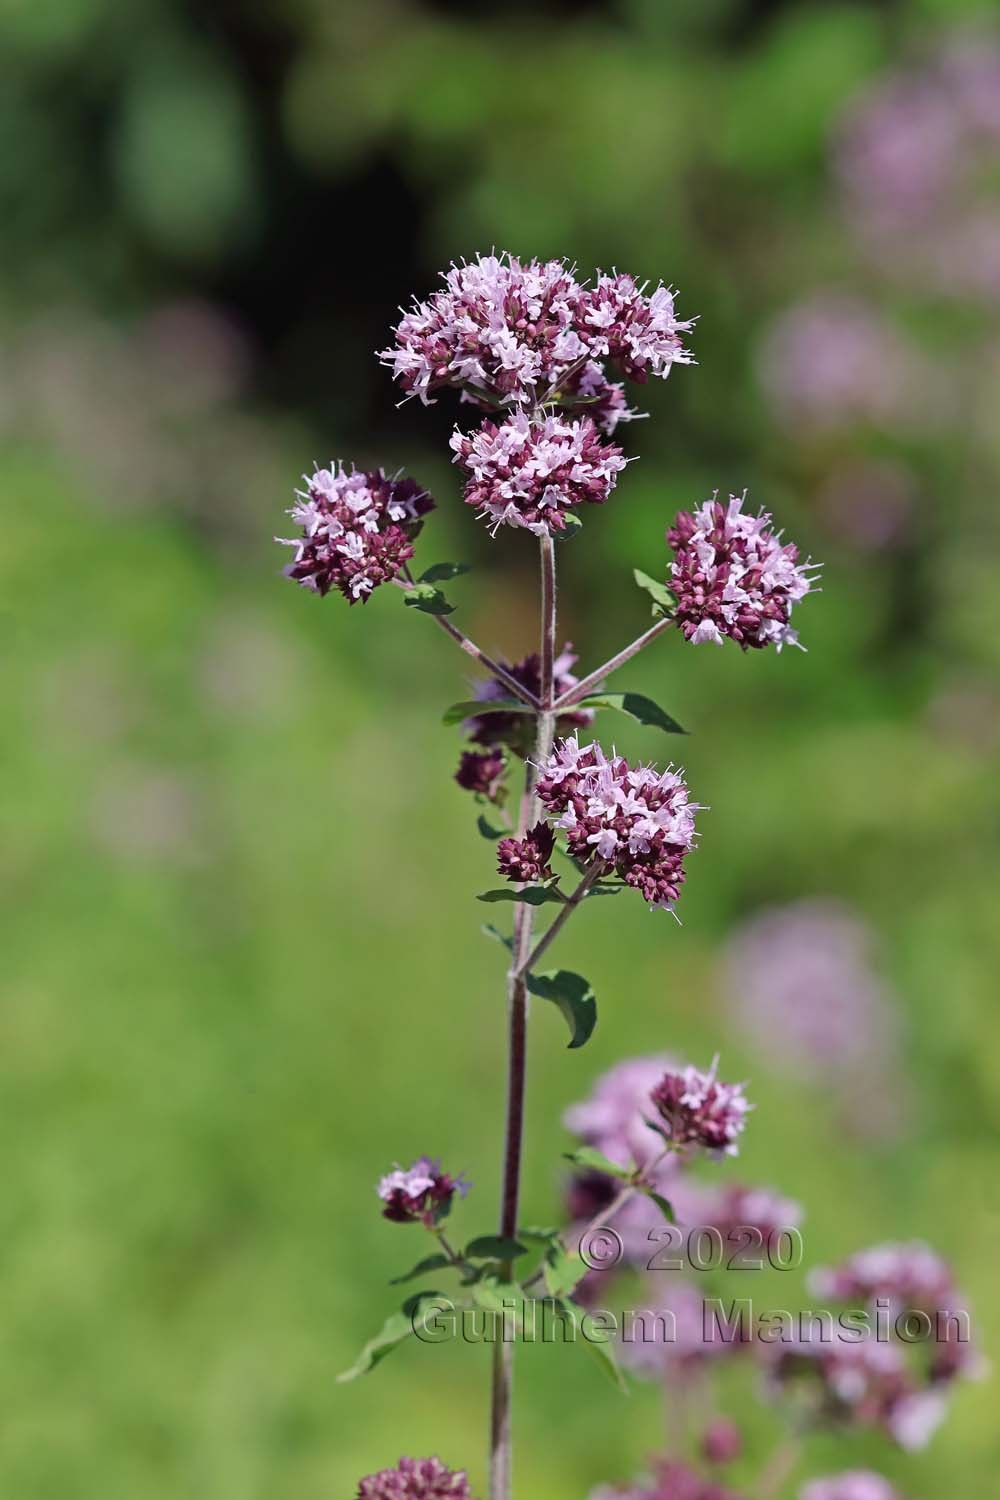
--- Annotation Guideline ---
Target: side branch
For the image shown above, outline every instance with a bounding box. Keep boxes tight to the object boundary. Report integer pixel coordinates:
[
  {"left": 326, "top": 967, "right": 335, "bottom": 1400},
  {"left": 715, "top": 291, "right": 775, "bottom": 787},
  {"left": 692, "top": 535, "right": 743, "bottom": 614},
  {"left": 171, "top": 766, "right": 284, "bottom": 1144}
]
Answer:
[
  {"left": 514, "top": 863, "right": 605, "bottom": 979},
  {"left": 554, "top": 616, "right": 673, "bottom": 708}
]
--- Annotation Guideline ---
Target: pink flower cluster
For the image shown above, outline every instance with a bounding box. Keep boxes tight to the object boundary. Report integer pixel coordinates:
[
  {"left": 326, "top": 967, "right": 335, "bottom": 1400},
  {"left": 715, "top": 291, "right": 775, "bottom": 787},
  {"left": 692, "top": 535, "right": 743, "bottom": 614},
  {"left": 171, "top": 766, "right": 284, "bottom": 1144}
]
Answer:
[
  {"left": 668, "top": 492, "right": 819, "bottom": 651},
  {"left": 532, "top": 734, "right": 701, "bottom": 913},
  {"left": 357, "top": 1457, "right": 474, "bottom": 1499},
  {"left": 377, "top": 1157, "right": 469, "bottom": 1226},
  {"left": 496, "top": 821, "right": 554, "bottom": 883},
  {"left": 379, "top": 252, "right": 694, "bottom": 412},
  {"left": 450, "top": 411, "right": 627, "bottom": 535},
  {"left": 278, "top": 465, "right": 432, "bottom": 603},
  {"left": 801, "top": 1474, "right": 900, "bottom": 1500},
  {"left": 649, "top": 1057, "right": 751, "bottom": 1158}
]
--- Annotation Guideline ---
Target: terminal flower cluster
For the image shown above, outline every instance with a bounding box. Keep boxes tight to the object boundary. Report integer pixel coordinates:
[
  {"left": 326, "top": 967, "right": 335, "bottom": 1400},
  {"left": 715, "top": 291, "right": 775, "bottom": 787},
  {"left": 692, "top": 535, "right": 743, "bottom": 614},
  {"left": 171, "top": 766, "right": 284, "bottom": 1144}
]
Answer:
[
  {"left": 667, "top": 492, "right": 819, "bottom": 650},
  {"left": 532, "top": 735, "right": 701, "bottom": 912},
  {"left": 377, "top": 1158, "right": 469, "bottom": 1226},
  {"left": 379, "top": 252, "right": 694, "bottom": 414},
  {"left": 278, "top": 464, "right": 432, "bottom": 603}
]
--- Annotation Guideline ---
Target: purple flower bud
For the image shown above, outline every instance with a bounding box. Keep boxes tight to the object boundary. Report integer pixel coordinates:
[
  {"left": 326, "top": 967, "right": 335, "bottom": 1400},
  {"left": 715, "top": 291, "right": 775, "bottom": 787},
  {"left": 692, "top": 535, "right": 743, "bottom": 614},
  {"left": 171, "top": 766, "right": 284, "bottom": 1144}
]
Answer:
[
  {"left": 534, "top": 735, "right": 701, "bottom": 915},
  {"left": 455, "top": 749, "right": 507, "bottom": 803},
  {"left": 357, "top": 1456, "right": 475, "bottom": 1499},
  {"left": 667, "top": 491, "right": 819, "bottom": 651},
  {"left": 376, "top": 1157, "right": 470, "bottom": 1226},
  {"left": 649, "top": 1056, "right": 750, "bottom": 1158},
  {"left": 451, "top": 411, "right": 627, "bottom": 536},
  {"left": 701, "top": 1418, "right": 743, "bottom": 1466},
  {"left": 277, "top": 464, "right": 433, "bottom": 603},
  {"left": 496, "top": 821, "right": 555, "bottom": 884}
]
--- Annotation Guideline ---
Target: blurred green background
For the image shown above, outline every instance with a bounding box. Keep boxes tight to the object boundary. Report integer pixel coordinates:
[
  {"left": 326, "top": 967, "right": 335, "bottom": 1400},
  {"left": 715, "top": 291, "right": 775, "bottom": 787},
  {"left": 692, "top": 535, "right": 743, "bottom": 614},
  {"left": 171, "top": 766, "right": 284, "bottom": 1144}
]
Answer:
[{"left": 2, "top": 0, "right": 998, "bottom": 1495}]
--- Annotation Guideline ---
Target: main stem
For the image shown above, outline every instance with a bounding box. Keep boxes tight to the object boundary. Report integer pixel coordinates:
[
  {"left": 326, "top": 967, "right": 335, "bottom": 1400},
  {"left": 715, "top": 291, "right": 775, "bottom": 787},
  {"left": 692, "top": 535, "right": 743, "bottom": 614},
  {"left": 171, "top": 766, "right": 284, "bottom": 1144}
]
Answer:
[{"left": 489, "top": 533, "right": 557, "bottom": 1500}]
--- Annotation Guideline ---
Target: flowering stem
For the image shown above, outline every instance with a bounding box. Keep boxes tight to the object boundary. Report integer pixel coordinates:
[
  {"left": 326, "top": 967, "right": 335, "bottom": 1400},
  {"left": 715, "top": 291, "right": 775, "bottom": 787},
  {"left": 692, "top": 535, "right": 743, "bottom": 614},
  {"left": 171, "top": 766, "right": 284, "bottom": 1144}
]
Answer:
[
  {"left": 756, "top": 1436, "right": 801, "bottom": 1499},
  {"left": 514, "top": 863, "right": 605, "bottom": 979},
  {"left": 490, "top": 535, "right": 557, "bottom": 1500},
  {"left": 395, "top": 574, "right": 541, "bottom": 709},
  {"left": 554, "top": 616, "right": 673, "bottom": 708}
]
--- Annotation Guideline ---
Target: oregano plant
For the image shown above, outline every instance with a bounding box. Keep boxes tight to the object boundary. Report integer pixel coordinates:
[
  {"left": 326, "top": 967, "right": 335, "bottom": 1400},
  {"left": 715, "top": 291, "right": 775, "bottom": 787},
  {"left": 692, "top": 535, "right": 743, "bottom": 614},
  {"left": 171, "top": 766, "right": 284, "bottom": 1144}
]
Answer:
[{"left": 276, "top": 255, "right": 975, "bottom": 1500}]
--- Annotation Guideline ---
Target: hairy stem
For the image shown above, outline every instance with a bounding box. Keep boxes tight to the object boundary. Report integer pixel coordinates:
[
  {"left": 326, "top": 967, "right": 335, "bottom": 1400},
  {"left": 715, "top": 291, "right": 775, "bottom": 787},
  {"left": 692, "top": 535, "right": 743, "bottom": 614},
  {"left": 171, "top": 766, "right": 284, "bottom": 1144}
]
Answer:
[
  {"left": 554, "top": 616, "right": 673, "bottom": 708},
  {"left": 489, "top": 535, "right": 557, "bottom": 1500}
]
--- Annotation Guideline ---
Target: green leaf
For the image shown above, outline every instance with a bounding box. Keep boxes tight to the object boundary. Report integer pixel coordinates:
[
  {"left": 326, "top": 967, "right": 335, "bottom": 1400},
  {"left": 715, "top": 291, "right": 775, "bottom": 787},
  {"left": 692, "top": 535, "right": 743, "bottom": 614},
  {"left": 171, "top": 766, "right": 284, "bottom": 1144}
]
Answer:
[
  {"left": 471, "top": 1279, "right": 522, "bottom": 1322},
  {"left": 633, "top": 568, "right": 677, "bottom": 619},
  {"left": 642, "top": 1190, "right": 676, "bottom": 1223},
  {"left": 464, "top": 1236, "right": 528, "bottom": 1261},
  {"left": 441, "top": 698, "right": 530, "bottom": 726},
  {"left": 579, "top": 692, "right": 686, "bottom": 736},
  {"left": 557, "top": 513, "right": 584, "bottom": 537},
  {"left": 419, "top": 561, "right": 470, "bottom": 583},
  {"left": 337, "top": 1294, "right": 443, "bottom": 1382},
  {"left": 404, "top": 582, "right": 455, "bottom": 616},
  {"left": 563, "top": 1147, "right": 633, "bottom": 1181},
  {"left": 543, "top": 1244, "right": 587, "bottom": 1299},
  {"left": 558, "top": 1297, "right": 629, "bottom": 1392},
  {"left": 587, "top": 882, "right": 625, "bottom": 898},
  {"left": 517, "top": 1225, "right": 560, "bottom": 1244},
  {"left": 477, "top": 886, "right": 563, "bottom": 907},
  {"left": 476, "top": 813, "right": 507, "bottom": 840},
  {"left": 388, "top": 1253, "right": 450, "bottom": 1285},
  {"left": 481, "top": 923, "right": 513, "bottom": 951},
  {"left": 525, "top": 969, "right": 597, "bottom": 1049}
]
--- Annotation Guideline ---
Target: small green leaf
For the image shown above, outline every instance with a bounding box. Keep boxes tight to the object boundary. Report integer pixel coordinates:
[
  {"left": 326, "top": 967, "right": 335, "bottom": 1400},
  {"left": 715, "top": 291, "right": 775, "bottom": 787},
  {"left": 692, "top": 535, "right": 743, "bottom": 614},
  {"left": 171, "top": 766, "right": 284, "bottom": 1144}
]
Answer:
[
  {"left": 419, "top": 561, "right": 470, "bottom": 583},
  {"left": 481, "top": 923, "right": 513, "bottom": 950},
  {"left": 543, "top": 1244, "right": 587, "bottom": 1298},
  {"left": 517, "top": 1225, "right": 560, "bottom": 1244},
  {"left": 634, "top": 568, "right": 677, "bottom": 619},
  {"left": 579, "top": 692, "right": 686, "bottom": 736},
  {"left": 563, "top": 1147, "right": 633, "bottom": 1181},
  {"left": 587, "top": 882, "right": 625, "bottom": 898},
  {"left": 642, "top": 1190, "right": 676, "bottom": 1223},
  {"left": 404, "top": 583, "right": 455, "bottom": 616},
  {"left": 465, "top": 1235, "right": 528, "bottom": 1261},
  {"left": 337, "top": 1294, "right": 444, "bottom": 1382},
  {"left": 471, "top": 1278, "right": 522, "bottom": 1320},
  {"left": 558, "top": 1297, "right": 629, "bottom": 1392},
  {"left": 477, "top": 886, "right": 563, "bottom": 906},
  {"left": 477, "top": 813, "right": 507, "bottom": 840},
  {"left": 388, "top": 1253, "right": 450, "bottom": 1285},
  {"left": 525, "top": 969, "right": 597, "bottom": 1049},
  {"left": 441, "top": 698, "right": 529, "bottom": 726},
  {"left": 558, "top": 513, "right": 584, "bottom": 537}
]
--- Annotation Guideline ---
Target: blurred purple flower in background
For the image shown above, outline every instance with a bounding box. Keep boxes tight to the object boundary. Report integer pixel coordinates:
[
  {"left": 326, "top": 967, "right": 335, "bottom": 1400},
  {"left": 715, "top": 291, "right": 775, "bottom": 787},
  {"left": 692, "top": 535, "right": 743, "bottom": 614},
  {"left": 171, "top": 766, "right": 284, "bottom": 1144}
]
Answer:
[
  {"left": 721, "top": 899, "right": 904, "bottom": 1139},
  {"left": 800, "top": 1474, "right": 900, "bottom": 1500},
  {"left": 757, "top": 295, "right": 923, "bottom": 433}
]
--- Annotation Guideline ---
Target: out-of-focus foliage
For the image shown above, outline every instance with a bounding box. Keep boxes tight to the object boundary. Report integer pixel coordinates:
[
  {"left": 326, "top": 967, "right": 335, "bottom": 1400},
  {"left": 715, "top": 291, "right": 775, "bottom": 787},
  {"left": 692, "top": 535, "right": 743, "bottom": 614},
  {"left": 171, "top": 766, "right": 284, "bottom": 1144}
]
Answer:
[{"left": 1, "top": 1, "right": 998, "bottom": 1497}]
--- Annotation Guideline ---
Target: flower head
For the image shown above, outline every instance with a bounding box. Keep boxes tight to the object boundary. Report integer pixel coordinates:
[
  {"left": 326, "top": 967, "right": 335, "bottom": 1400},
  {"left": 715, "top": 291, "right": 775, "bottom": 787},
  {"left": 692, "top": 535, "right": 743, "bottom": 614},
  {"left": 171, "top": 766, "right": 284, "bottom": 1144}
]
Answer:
[
  {"left": 667, "top": 491, "right": 819, "bottom": 651},
  {"left": 535, "top": 735, "right": 701, "bottom": 913},
  {"left": 451, "top": 411, "right": 626, "bottom": 536},
  {"left": 379, "top": 252, "right": 695, "bottom": 411},
  {"left": 649, "top": 1057, "right": 750, "bottom": 1157},
  {"left": 278, "top": 464, "right": 432, "bottom": 603},
  {"left": 591, "top": 1458, "right": 747, "bottom": 1500},
  {"left": 701, "top": 1419, "right": 743, "bottom": 1466},
  {"left": 357, "top": 1456, "right": 475, "bottom": 1499},
  {"left": 377, "top": 1157, "right": 469, "bottom": 1226},
  {"left": 800, "top": 1474, "right": 900, "bottom": 1500},
  {"left": 497, "top": 821, "right": 554, "bottom": 883},
  {"left": 577, "top": 272, "right": 696, "bottom": 382}
]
